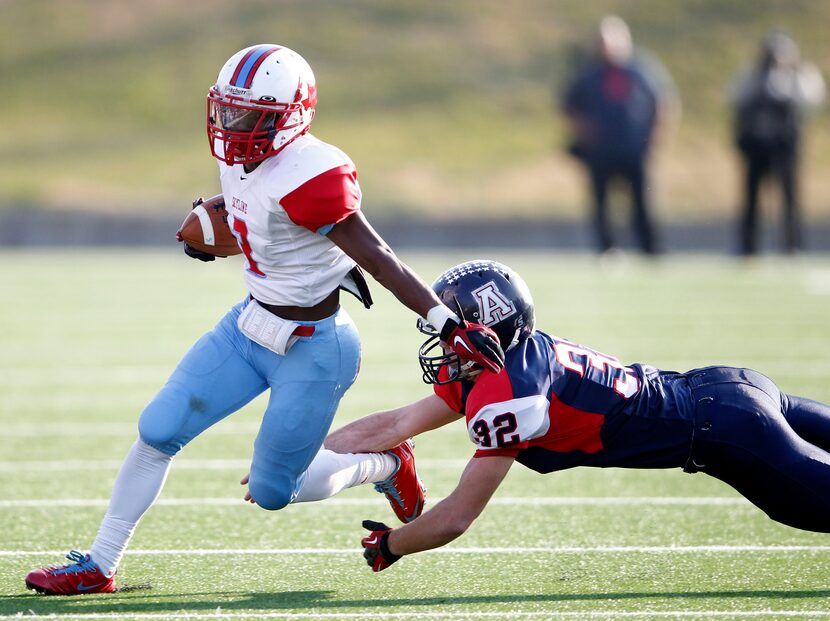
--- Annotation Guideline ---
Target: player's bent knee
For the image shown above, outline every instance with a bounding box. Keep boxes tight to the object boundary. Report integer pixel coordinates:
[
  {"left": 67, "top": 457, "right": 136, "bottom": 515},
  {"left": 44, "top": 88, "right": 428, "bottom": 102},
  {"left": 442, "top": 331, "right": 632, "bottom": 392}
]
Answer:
[
  {"left": 248, "top": 476, "right": 295, "bottom": 511},
  {"left": 137, "top": 396, "right": 187, "bottom": 455}
]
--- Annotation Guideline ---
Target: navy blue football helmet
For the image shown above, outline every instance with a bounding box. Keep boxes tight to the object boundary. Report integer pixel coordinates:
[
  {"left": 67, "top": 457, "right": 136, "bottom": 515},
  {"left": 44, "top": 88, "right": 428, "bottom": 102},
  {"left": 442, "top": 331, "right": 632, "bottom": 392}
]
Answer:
[{"left": 418, "top": 260, "right": 535, "bottom": 384}]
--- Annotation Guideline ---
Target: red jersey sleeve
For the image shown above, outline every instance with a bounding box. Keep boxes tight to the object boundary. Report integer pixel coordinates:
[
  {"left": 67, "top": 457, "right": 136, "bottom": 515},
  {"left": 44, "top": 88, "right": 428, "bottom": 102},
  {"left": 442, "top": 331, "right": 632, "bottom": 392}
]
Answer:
[
  {"left": 474, "top": 446, "right": 526, "bottom": 458},
  {"left": 433, "top": 377, "right": 463, "bottom": 414},
  {"left": 280, "top": 164, "right": 361, "bottom": 233},
  {"left": 466, "top": 370, "right": 528, "bottom": 458}
]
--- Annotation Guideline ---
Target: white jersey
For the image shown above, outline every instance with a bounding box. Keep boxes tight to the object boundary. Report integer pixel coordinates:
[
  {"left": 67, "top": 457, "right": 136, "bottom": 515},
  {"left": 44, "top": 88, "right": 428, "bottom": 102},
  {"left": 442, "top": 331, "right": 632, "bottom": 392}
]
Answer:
[{"left": 218, "top": 133, "right": 361, "bottom": 306}]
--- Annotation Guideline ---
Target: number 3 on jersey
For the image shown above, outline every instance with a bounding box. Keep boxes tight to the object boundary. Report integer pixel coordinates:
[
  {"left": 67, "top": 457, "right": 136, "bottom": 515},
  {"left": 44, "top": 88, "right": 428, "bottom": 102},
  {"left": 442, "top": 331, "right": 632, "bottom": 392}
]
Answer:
[
  {"left": 553, "top": 338, "right": 639, "bottom": 398},
  {"left": 231, "top": 217, "right": 266, "bottom": 277}
]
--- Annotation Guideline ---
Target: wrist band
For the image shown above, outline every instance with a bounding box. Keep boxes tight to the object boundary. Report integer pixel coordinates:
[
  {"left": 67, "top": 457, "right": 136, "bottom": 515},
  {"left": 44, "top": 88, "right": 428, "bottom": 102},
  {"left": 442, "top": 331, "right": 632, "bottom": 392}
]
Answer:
[
  {"left": 426, "top": 304, "right": 460, "bottom": 332},
  {"left": 380, "top": 531, "right": 401, "bottom": 562}
]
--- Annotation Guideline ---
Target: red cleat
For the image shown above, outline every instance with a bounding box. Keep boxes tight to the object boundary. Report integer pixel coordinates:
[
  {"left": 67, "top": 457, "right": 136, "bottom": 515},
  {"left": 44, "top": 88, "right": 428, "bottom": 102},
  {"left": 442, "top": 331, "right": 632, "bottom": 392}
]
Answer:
[
  {"left": 25, "top": 550, "right": 115, "bottom": 595},
  {"left": 373, "top": 439, "right": 426, "bottom": 523}
]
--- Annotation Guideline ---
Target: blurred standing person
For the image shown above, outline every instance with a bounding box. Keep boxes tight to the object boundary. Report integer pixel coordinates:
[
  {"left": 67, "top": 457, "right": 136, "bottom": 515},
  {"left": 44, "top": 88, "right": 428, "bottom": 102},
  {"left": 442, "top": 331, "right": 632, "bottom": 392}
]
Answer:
[
  {"left": 731, "top": 31, "right": 825, "bottom": 256},
  {"left": 562, "top": 16, "right": 678, "bottom": 256}
]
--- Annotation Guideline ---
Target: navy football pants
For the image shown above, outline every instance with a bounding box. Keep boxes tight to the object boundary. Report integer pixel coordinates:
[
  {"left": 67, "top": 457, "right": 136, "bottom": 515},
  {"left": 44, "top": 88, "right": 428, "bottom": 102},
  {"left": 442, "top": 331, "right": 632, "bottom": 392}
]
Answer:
[{"left": 686, "top": 367, "right": 830, "bottom": 532}]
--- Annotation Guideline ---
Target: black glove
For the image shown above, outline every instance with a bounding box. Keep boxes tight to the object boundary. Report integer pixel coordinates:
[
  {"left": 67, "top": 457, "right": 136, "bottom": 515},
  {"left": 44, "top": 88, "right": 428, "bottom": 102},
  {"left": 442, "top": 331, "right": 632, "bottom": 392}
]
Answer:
[
  {"left": 361, "top": 520, "right": 401, "bottom": 572},
  {"left": 440, "top": 320, "right": 505, "bottom": 374},
  {"left": 182, "top": 242, "right": 215, "bottom": 262}
]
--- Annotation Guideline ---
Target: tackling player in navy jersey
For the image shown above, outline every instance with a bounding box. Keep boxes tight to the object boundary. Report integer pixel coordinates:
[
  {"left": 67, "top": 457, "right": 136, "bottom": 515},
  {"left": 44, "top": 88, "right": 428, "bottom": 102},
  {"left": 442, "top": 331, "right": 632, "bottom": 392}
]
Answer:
[{"left": 322, "top": 259, "right": 830, "bottom": 571}]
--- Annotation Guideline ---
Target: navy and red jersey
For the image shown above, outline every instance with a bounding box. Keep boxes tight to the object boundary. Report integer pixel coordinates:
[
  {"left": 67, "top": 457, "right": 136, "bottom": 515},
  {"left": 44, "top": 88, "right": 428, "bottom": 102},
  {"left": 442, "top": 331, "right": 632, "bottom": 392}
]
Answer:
[{"left": 434, "top": 330, "right": 697, "bottom": 473}]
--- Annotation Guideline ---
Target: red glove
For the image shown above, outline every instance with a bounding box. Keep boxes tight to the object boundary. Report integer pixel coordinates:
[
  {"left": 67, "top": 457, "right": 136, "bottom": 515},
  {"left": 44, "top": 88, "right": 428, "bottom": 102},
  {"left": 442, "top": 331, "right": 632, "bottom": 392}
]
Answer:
[
  {"left": 440, "top": 320, "right": 505, "bottom": 374},
  {"left": 361, "top": 520, "right": 401, "bottom": 572}
]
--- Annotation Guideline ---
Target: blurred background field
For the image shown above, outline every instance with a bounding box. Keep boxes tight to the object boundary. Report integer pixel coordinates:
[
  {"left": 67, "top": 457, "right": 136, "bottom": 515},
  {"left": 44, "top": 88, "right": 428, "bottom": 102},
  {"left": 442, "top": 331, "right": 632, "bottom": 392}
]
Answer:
[{"left": 2, "top": 0, "right": 829, "bottom": 225}]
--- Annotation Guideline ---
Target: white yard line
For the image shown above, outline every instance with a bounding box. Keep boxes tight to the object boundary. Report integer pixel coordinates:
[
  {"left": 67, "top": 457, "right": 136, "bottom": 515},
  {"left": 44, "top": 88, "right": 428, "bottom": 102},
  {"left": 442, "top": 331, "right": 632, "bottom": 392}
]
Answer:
[
  {"left": 0, "top": 458, "right": 471, "bottom": 472},
  {"left": 1, "top": 391, "right": 410, "bottom": 411},
  {"left": 1, "top": 611, "right": 829, "bottom": 620},
  {"left": 0, "top": 423, "right": 464, "bottom": 437},
  {"left": 0, "top": 608, "right": 830, "bottom": 621},
  {"left": 805, "top": 270, "right": 830, "bottom": 296},
  {"left": 0, "top": 496, "right": 750, "bottom": 508},
  {"left": 0, "top": 365, "right": 416, "bottom": 386},
  {"left": 0, "top": 422, "right": 263, "bottom": 437},
  {"left": 0, "top": 366, "right": 170, "bottom": 386},
  {"left": 1, "top": 545, "right": 829, "bottom": 557}
]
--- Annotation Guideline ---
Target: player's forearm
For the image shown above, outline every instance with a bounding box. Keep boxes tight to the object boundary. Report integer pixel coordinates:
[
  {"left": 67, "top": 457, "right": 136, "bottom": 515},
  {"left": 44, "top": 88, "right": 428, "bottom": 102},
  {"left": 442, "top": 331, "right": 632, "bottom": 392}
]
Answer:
[
  {"left": 365, "top": 249, "right": 441, "bottom": 319},
  {"left": 384, "top": 455, "right": 514, "bottom": 557},
  {"left": 326, "top": 396, "right": 460, "bottom": 454},
  {"left": 386, "top": 496, "right": 473, "bottom": 556},
  {"left": 327, "top": 213, "right": 444, "bottom": 319},
  {"left": 324, "top": 409, "right": 406, "bottom": 454}
]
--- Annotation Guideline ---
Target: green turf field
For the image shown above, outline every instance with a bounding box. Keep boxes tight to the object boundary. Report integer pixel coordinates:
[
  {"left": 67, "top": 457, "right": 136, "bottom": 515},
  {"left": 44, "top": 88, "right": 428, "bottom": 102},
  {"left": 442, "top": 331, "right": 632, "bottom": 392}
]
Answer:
[{"left": 2, "top": 250, "right": 830, "bottom": 620}]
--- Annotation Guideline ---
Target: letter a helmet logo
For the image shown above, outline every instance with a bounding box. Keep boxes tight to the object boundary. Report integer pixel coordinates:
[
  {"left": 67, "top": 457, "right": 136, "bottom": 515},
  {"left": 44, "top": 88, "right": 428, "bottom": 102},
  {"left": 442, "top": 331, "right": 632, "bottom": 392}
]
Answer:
[{"left": 472, "top": 281, "right": 516, "bottom": 326}]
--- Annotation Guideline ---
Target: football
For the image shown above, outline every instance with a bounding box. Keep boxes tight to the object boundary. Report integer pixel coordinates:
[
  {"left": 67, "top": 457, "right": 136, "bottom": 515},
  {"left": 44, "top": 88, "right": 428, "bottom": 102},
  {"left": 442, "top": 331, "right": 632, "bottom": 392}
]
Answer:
[{"left": 177, "top": 194, "right": 241, "bottom": 257}]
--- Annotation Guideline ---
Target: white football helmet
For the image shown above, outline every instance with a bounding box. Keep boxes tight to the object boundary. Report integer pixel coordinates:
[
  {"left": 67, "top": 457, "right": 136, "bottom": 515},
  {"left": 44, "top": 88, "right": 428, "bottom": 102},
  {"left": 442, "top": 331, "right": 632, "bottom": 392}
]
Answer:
[{"left": 207, "top": 45, "right": 317, "bottom": 165}]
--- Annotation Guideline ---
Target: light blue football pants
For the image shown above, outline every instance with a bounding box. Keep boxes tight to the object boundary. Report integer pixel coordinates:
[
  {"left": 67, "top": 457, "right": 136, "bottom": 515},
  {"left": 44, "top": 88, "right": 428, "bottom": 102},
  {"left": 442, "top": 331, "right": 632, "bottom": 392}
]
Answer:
[{"left": 138, "top": 297, "right": 361, "bottom": 510}]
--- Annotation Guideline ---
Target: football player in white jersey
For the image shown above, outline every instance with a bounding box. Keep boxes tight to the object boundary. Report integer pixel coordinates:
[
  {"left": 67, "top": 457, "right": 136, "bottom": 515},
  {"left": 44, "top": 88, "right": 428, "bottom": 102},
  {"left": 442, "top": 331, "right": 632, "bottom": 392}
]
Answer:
[{"left": 25, "top": 44, "right": 504, "bottom": 596}]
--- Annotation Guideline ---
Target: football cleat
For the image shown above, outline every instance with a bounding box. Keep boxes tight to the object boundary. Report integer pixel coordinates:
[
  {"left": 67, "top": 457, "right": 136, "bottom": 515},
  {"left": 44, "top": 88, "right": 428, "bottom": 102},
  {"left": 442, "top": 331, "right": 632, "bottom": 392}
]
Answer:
[
  {"left": 373, "top": 439, "right": 426, "bottom": 523},
  {"left": 25, "top": 550, "right": 115, "bottom": 595}
]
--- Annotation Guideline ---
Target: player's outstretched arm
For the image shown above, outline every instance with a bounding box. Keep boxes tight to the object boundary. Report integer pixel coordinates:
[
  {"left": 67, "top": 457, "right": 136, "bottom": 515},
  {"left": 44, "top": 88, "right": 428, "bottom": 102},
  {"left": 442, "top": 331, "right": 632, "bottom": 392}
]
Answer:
[
  {"left": 325, "top": 395, "right": 460, "bottom": 454},
  {"left": 327, "top": 212, "right": 446, "bottom": 317},
  {"left": 327, "top": 213, "right": 504, "bottom": 373},
  {"left": 361, "top": 455, "right": 514, "bottom": 571}
]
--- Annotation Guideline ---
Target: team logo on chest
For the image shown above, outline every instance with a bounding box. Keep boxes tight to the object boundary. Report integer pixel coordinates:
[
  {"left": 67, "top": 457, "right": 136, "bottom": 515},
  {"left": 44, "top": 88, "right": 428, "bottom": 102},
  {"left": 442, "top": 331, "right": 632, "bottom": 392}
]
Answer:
[
  {"left": 231, "top": 197, "right": 248, "bottom": 214},
  {"left": 472, "top": 281, "right": 516, "bottom": 326}
]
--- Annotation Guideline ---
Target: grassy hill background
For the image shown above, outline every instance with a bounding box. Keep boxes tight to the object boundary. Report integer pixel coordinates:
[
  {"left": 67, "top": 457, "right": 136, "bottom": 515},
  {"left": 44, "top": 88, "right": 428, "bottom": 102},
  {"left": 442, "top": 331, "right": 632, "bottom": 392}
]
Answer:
[{"left": 2, "top": 0, "right": 829, "bottom": 221}]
